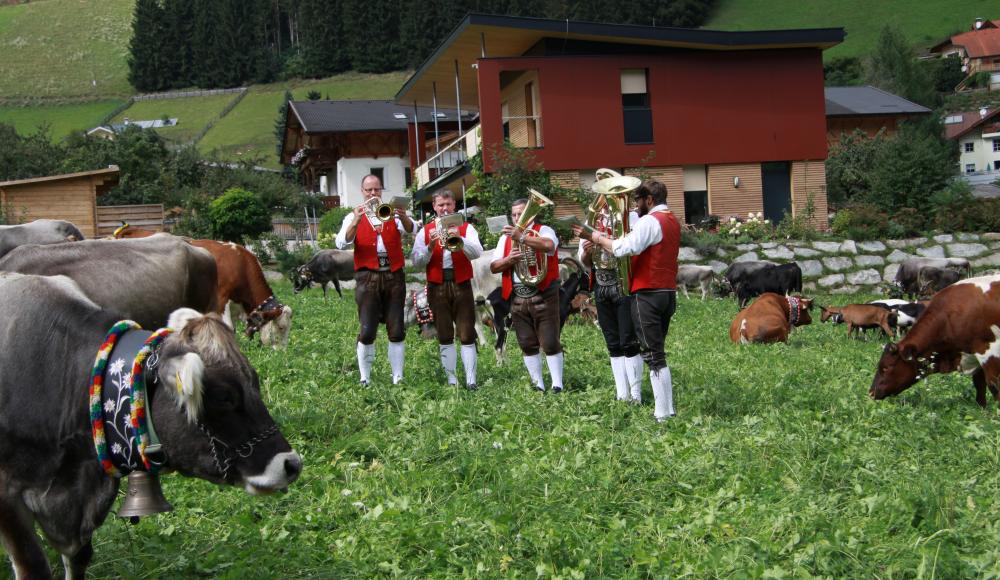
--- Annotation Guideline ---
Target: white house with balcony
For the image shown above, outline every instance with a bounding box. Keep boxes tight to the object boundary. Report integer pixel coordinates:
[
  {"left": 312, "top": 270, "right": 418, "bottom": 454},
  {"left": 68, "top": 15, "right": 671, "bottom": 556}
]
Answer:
[{"left": 946, "top": 107, "right": 1000, "bottom": 183}]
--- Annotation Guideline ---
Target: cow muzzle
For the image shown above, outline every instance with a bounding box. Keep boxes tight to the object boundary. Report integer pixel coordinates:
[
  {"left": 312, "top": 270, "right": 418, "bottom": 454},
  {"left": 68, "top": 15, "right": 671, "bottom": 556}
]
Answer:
[{"left": 244, "top": 451, "right": 303, "bottom": 495}]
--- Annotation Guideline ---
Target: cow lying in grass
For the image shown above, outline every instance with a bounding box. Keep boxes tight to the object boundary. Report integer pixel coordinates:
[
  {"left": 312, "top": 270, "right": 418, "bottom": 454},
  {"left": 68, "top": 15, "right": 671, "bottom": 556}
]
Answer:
[
  {"left": 729, "top": 292, "right": 813, "bottom": 344},
  {"left": 820, "top": 304, "right": 896, "bottom": 339}
]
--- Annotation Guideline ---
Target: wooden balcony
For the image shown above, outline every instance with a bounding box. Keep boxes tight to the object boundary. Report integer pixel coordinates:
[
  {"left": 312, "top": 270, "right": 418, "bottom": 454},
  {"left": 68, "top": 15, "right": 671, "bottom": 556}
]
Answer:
[{"left": 415, "top": 125, "right": 481, "bottom": 188}]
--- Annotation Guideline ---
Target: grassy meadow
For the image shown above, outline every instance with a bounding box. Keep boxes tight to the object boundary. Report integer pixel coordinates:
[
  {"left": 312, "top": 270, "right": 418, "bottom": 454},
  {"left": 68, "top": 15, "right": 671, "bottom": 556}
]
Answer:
[
  {"left": 9, "top": 280, "right": 995, "bottom": 577},
  {"left": 109, "top": 93, "right": 239, "bottom": 144},
  {"left": 0, "top": 100, "right": 125, "bottom": 141}
]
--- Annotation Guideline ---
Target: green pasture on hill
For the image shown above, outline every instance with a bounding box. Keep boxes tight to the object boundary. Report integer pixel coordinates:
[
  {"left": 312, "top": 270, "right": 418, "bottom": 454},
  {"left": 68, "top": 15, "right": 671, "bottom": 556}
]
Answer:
[
  {"left": 0, "top": 100, "right": 125, "bottom": 141},
  {"left": 0, "top": 0, "right": 134, "bottom": 99},
  {"left": 709, "top": 0, "right": 997, "bottom": 59},
  {"left": 110, "top": 93, "right": 238, "bottom": 144},
  {"left": 12, "top": 280, "right": 1000, "bottom": 577},
  {"left": 198, "top": 72, "right": 411, "bottom": 168}
]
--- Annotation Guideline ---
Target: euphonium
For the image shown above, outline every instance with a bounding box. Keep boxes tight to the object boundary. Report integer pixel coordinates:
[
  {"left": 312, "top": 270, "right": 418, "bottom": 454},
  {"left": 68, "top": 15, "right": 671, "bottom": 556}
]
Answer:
[
  {"left": 588, "top": 171, "right": 641, "bottom": 295},
  {"left": 363, "top": 196, "right": 393, "bottom": 228},
  {"left": 514, "top": 188, "right": 555, "bottom": 286},
  {"left": 435, "top": 213, "right": 466, "bottom": 252}
]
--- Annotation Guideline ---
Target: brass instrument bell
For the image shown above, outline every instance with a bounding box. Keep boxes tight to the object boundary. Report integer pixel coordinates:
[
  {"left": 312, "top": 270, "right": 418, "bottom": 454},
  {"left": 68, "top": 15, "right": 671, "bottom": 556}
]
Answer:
[
  {"left": 513, "top": 189, "right": 556, "bottom": 286},
  {"left": 118, "top": 471, "right": 174, "bottom": 521},
  {"left": 363, "top": 196, "right": 393, "bottom": 227},
  {"left": 435, "top": 213, "right": 466, "bottom": 252}
]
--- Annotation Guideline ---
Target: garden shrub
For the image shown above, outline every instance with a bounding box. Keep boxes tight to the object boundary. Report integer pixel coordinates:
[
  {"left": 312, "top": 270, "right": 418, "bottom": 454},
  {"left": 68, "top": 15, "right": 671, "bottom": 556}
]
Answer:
[
  {"left": 830, "top": 203, "right": 889, "bottom": 240},
  {"left": 208, "top": 187, "right": 272, "bottom": 242},
  {"left": 319, "top": 206, "right": 353, "bottom": 236}
]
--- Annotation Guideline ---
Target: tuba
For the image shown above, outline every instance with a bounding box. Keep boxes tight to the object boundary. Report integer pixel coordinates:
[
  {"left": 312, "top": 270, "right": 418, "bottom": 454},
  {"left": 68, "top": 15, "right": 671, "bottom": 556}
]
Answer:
[
  {"left": 435, "top": 213, "right": 466, "bottom": 252},
  {"left": 363, "top": 196, "right": 393, "bottom": 228},
  {"left": 513, "top": 188, "right": 555, "bottom": 286},
  {"left": 587, "top": 170, "right": 641, "bottom": 295}
]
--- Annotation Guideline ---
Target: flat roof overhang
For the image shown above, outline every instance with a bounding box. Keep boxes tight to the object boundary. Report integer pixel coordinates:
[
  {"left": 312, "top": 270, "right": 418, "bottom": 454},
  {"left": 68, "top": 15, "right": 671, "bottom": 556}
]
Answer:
[{"left": 396, "top": 13, "right": 845, "bottom": 108}]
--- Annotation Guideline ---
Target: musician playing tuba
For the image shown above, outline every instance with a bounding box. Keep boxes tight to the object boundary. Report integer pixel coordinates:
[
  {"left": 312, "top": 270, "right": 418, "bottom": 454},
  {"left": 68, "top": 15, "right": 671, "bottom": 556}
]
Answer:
[
  {"left": 489, "top": 191, "right": 565, "bottom": 393},
  {"left": 578, "top": 169, "right": 645, "bottom": 404},
  {"left": 411, "top": 190, "right": 484, "bottom": 391}
]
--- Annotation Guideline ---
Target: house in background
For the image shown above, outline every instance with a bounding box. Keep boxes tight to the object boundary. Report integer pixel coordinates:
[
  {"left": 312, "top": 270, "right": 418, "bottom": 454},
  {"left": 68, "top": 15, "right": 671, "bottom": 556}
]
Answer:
[
  {"left": 396, "top": 13, "right": 844, "bottom": 227},
  {"left": 279, "top": 100, "right": 474, "bottom": 209},
  {"left": 945, "top": 107, "right": 1000, "bottom": 184},
  {"left": 0, "top": 167, "right": 119, "bottom": 237},
  {"left": 825, "top": 86, "right": 931, "bottom": 145},
  {"left": 928, "top": 18, "right": 1000, "bottom": 91},
  {"left": 86, "top": 118, "right": 178, "bottom": 140}
]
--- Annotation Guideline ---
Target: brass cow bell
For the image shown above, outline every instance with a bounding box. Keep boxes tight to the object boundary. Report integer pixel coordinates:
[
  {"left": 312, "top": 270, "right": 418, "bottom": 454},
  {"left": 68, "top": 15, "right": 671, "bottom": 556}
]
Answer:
[{"left": 118, "top": 472, "right": 173, "bottom": 523}]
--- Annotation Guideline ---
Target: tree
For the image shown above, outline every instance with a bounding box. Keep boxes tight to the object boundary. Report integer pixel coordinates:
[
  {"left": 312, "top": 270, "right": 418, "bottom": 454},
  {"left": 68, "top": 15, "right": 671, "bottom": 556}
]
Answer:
[
  {"left": 865, "top": 25, "right": 935, "bottom": 107},
  {"left": 127, "top": 0, "right": 168, "bottom": 91},
  {"left": 208, "top": 187, "right": 273, "bottom": 242},
  {"left": 0, "top": 124, "right": 63, "bottom": 182},
  {"left": 824, "top": 57, "right": 863, "bottom": 86},
  {"left": 274, "top": 89, "right": 294, "bottom": 159},
  {"left": 825, "top": 129, "right": 886, "bottom": 206},
  {"left": 866, "top": 118, "right": 958, "bottom": 212}
]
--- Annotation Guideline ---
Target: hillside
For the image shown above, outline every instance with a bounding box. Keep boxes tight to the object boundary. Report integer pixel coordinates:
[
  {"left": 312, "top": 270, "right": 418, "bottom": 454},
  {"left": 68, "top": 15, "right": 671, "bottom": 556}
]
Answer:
[{"left": 708, "top": 0, "right": 996, "bottom": 59}]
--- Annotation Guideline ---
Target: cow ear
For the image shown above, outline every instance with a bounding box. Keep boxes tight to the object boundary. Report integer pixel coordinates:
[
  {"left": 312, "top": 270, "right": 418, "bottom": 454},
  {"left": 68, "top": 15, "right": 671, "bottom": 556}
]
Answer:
[
  {"left": 160, "top": 352, "right": 204, "bottom": 423},
  {"left": 886, "top": 342, "right": 898, "bottom": 354},
  {"left": 168, "top": 308, "right": 204, "bottom": 331},
  {"left": 901, "top": 344, "right": 917, "bottom": 362}
]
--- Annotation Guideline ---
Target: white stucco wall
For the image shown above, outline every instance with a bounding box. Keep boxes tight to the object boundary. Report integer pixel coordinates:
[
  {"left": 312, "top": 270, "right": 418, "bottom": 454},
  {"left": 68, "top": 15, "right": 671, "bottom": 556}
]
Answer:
[
  {"left": 334, "top": 156, "right": 409, "bottom": 208},
  {"left": 958, "top": 130, "right": 1000, "bottom": 175}
]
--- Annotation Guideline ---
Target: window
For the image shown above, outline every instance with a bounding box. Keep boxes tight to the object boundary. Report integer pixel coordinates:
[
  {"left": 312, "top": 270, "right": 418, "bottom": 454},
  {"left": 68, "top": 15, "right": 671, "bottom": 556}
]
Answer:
[
  {"left": 369, "top": 167, "right": 385, "bottom": 187},
  {"left": 966, "top": 163, "right": 976, "bottom": 173},
  {"left": 965, "top": 142, "right": 975, "bottom": 152},
  {"left": 944, "top": 115, "right": 963, "bottom": 124},
  {"left": 621, "top": 69, "right": 653, "bottom": 144},
  {"left": 994, "top": 139, "right": 1000, "bottom": 152}
]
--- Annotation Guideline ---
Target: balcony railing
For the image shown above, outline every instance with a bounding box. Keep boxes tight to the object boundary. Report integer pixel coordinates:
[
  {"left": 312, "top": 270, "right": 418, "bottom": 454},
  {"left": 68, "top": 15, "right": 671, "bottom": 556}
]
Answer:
[{"left": 415, "top": 124, "right": 481, "bottom": 188}]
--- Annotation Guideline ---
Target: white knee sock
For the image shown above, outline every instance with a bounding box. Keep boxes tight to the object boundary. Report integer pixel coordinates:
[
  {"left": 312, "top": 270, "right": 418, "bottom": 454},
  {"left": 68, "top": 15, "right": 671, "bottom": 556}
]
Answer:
[
  {"left": 461, "top": 344, "right": 477, "bottom": 386},
  {"left": 523, "top": 354, "right": 544, "bottom": 390},
  {"left": 651, "top": 367, "right": 675, "bottom": 420},
  {"left": 357, "top": 342, "right": 375, "bottom": 383},
  {"left": 610, "top": 356, "right": 629, "bottom": 401},
  {"left": 546, "top": 352, "right": 564, "bottom": 390},
  {"left": 388, "top": 341, "right": 405, "bottom": 384},
  {"left": 439, "top": 343, "right": 458, "bottom": 385},
  {"left": 627, "top": 355, "right": 644, "bottom": 402}
]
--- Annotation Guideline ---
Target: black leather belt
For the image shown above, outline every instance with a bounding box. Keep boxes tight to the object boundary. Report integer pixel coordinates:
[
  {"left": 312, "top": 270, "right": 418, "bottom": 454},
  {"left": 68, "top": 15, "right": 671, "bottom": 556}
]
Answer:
[
  {"left": 442, "top": 269, "right": 455, "bottom": 282},
  {"left": 513, "top": 284, "right": 538, "bottom": 298},
  {"left": 595, "top": 269, "right": 619, "bottom": 287}
]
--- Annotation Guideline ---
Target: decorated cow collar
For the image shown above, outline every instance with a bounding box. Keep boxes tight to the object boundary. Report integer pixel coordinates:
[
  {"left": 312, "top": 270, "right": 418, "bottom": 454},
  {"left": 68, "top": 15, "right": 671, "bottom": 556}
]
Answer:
[
  {"left": 786, "top": 296, "right": 802, "bottom": 327},
  {"left": 414, "top": 286, "right": 434, "bottom": 325},
  {"left": 245, "top": 294, "right": 286, "bottom": 337},
  {"left": 89, "top": 321, "right": 171, "bottom": 478}
]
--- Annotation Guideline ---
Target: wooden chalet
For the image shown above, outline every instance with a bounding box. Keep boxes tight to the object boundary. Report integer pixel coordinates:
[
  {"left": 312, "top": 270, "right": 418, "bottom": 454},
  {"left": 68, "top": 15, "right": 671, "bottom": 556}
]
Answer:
[{"left": 0, "top": 167, "right": 119, "bottom": 238}]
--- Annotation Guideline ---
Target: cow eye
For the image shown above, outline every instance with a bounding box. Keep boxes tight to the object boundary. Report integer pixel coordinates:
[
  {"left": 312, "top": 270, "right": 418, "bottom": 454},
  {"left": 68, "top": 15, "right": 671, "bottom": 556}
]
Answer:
[{"left": 206, "top": 385, "right": 239, "bottom": 409}]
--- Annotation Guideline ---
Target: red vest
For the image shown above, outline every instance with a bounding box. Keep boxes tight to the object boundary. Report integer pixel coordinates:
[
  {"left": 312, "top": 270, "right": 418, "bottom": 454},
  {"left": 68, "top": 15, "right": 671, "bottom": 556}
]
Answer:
[
  {"left": 630, "top": 210, "right": 680, "bottom": 292},
  {"left": 501, "top": 223, "right": 560, "bottom": 300},
  {"left": 353, "top": 217, "right": 404, "bottom": 272},
  {"left": 423, "top": 222, "right": 473, "bottom": 284}
]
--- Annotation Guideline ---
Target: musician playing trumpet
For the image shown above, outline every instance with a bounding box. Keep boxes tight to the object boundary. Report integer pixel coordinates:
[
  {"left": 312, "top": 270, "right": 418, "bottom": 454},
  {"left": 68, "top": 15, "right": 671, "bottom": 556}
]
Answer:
[
  {"left": 489, "top": 195, "right": 564, "bottom": 393},
  {"left": 411, "top": 191, "right": 484, "bottom": 390},
  {"left": 336, "top": 174, "right": 417, "bottom": 387}
]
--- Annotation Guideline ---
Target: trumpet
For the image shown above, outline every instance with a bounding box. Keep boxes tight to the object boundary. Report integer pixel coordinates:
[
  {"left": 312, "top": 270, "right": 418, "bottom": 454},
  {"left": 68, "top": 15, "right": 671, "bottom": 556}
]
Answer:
[
  {"left": 362, "top": 196, "right": 393, "bottom": 228},
  {"left": 514, "top": 188, "right": 555, "bottom": 286},
  {"left": 435, "top": 213, "right": 466, "bottom": 252}
]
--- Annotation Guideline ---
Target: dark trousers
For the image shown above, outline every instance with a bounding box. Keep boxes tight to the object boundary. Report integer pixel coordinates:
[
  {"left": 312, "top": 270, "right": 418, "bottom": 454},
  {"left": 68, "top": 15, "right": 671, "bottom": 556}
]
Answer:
[
  {"left": 630, "top": 289, "right": 676, "bottom": 371},
  {"left": 594, "top": 283, "right": 640, "bottom": 358},
  {"left": 512, "top": 284, "right": 562, "bottom": 356},
  {"left": 355, "top": 269, "right": 405, "bottom": 344},
  {"left": 427, "top": 279, "right": 477, "bottom": 346}
]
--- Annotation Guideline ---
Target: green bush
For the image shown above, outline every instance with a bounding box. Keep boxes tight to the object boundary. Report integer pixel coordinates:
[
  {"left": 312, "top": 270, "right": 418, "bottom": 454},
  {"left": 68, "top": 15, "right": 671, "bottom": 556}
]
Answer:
[
  {"left": 208, "top": 187, "right": 272, "bottom": 243},
  {"left": 247, "top": 232, "right": 288, "bottom": 265},
  {"left": 830, "top": 204, "right": 890, "bottom": 240},
  {"left": 319, "top": 206, "right": 353, "bottom": 236}
]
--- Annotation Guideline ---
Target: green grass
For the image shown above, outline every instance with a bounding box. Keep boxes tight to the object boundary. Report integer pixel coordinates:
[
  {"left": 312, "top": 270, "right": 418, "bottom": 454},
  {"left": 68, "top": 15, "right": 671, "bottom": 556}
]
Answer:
[
  {"left": 198, "top": 72, "right": 411, "bottom": 168},
  {"left": 708, "top": 0, "right": 997, "bottom": 60},
  {"left": 16, "top": 281, "right": 999, "bottom": 577},
  {"left": 110, "top": 94, "right": 237, "bottom": 144},
  {"left": 0, "top": 100, "right": 125, "bottom": 141},
  {"left": 0, "top": 0, "right": 134, "bottom": 99}
]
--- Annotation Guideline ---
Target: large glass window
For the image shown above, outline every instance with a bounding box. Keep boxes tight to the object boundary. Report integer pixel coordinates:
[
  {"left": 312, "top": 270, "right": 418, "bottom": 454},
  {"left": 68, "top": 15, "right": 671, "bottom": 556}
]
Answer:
[{"left": 621, "top": 69, "right": 653, "bottom": 144}]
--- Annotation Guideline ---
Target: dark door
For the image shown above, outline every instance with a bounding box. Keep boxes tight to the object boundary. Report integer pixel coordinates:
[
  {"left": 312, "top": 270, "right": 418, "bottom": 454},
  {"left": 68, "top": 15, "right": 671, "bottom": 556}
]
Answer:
[
  {"left": 761, "top": 161, "right": 792, "bottom": 223},
  {"left": 684, "top": 190, "right": 708, "bottom": 225}
]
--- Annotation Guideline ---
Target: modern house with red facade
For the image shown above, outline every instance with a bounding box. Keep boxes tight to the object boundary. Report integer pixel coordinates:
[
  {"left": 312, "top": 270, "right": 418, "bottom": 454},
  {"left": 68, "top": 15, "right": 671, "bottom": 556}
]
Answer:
[{"left": 397, "top": 14, "right": 844, "bottom": 227}]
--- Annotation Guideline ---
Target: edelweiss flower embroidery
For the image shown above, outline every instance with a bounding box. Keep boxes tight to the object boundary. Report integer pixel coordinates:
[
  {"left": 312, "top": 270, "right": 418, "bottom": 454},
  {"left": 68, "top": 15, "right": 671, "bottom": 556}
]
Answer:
[
  {"left": 104, "top": 399, "right": 115, "bottom": 414},
  {"left": 111, "top": 442, "right": 123, "bottom": 456},
  {"left": 109, "top": 358, "right": 126, "bottom": 377}
]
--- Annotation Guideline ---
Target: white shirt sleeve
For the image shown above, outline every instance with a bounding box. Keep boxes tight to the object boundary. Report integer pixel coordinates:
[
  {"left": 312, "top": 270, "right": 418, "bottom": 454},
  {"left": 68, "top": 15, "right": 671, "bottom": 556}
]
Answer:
[
  {"left": 611, "top": 208, "right": 666, "bottom": 257},
  {"left": 335, "top": 213, "right": 356, "bottom": 250},
  {"left": 537, "top": 225, "right": 559, "bottom": 257},
  {"left": 395, "top": 215, "right": 419, "bottom": 236},
  {"left": 411, "top": 225, "right": 430, "bottom": 268},
  {"left": 460, "top": 224, "right": 483, "bottom": 260}
]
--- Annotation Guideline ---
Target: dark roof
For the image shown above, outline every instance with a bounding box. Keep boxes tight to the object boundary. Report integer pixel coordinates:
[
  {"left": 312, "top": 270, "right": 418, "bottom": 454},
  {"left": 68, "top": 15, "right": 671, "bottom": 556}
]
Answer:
[
  {"left": 824, "top": 86, "right": 932, "bottom": 117},
  {"left": 0, "top": 166, "right": 120, "bottom": 188},
  {"left": 289, "top": 100, "right": 476, "bottom": 133},
  {"left": 944, "top": 108, "right": 1000, "bottom": 140}
]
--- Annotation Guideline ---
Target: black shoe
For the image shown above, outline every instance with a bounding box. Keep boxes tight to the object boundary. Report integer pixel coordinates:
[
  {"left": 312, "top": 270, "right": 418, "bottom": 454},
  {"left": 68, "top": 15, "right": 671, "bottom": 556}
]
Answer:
[
  {"left": 360, "top": 380, "right": 370, "bottom": 388},
  {"left": 552, "top": 386, "right": 564, "bottom": 394},
  {"left": 466, "top": 383, "right": 478, "bottom": 391},
  {"left": 534, "top": 383, "right": 545, "bottom": 393}
]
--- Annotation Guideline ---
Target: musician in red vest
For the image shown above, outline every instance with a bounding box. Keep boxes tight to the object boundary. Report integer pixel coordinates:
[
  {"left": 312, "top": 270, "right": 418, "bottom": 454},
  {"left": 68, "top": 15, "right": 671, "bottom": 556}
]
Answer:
[
  {"left": 575, "top": 180, "right": 680, "bottom": 421},
  {"left": 411, "top": 191, "right": 484, "bottom": 390},
  {"left": 336, "top": 174, "right": 417, "bottom": 387},
  {"left": 489, "top": 198, "right": 564, "bottom": 393}
]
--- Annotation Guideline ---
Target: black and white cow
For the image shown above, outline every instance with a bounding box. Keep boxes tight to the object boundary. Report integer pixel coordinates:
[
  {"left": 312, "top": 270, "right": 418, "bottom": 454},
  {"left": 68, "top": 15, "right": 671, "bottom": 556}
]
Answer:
[
  {"left": 0, "top": 219, "right": 85, "bottom": 258},
  {"left": 0, "top": 272, "right": 300, "bottom": 578},
  {"left": 870, "top": 299, "right": 927, "bottom": 331},
  {"left": 0, "top": 235, "right": 218, "bottom": 329},
  {"left": 724, "top": 261, "right": 802, "bottom": 308},
  {"left": 293, "top": 249, "right": 354, "bottom": 299}
]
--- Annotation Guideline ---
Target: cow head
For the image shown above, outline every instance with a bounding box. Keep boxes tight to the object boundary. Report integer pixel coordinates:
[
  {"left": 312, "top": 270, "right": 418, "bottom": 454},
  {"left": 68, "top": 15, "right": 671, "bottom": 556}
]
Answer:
[
  {"left": 713, "top": 277, "right": 733, "bottom": 298},
  {"left": 257, "top": 305, "right": 293, "bottom": 350},
  {"left": 789, "top": 297, "right": 813, "bottom": 327},
  {"left": 292, "top": 265, "right": 313, "bottom": 293},
  {"left": 870, "top": 342, "right": 921, "bottom": 400},
  {"left": 150, "top": 308, "right": 301, "bottom": 494}
]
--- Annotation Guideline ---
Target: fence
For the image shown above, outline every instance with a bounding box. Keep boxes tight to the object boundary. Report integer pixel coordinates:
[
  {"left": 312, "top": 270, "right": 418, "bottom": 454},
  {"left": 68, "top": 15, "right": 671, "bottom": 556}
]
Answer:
[
  {"left": 132, "top": 87, "right": 247, "bottom": 102},
  {"left": 271, "top": 217, "right": 319, "bottom": 241},
  {"left": 96, "top": 204, "right": 165, "bottom": 236}
]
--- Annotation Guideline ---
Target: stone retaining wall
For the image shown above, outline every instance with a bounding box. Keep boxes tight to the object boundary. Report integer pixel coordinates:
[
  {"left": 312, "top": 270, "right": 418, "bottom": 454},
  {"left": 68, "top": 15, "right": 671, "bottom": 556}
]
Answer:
[{"left": 680, "top": 233, "right": 1000, "bottom": 294}]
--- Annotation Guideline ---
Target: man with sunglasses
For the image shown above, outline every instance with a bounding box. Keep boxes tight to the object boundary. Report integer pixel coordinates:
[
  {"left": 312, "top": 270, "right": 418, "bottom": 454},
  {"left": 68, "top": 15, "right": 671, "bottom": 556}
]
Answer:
[
  {"left": 336, "top": 174, "right": 417, "bottom": 387},
  {"left": 574, "top": 180, "right": 680, "bottom": 422}
]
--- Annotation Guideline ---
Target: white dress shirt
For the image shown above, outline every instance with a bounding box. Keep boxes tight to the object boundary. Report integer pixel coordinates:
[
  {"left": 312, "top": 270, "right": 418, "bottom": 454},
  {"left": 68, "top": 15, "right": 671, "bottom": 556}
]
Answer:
[
  {"left": 495, "top": 224, "right": 558, "bottom": 284},
  {"left": 611, "top": 204, "right": 670, "bottom": 257},
  {"left": 579, "top": 210, "right": 640, "bottom": 263},
  {"left": 335, "top": 212, "right": 418, "bottom": 252},
  {"left": 411, "top": 221, "right": 484, "bottom": 268}
]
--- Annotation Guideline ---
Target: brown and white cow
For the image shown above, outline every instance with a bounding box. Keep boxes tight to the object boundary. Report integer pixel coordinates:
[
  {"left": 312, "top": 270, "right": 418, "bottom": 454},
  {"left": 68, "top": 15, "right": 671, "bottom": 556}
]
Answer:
[
  {"left": 729, "top": 292, "right": 813, "bottom": 344},
  {"left": 871, "top": 275, "right": 1000, "bottom": 407}
]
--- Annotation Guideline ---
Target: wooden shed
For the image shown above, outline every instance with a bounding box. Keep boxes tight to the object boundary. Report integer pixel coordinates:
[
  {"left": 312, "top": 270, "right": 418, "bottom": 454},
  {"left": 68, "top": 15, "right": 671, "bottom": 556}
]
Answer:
[{"left": 0, "top": 167, "right": 119, "bottom": 238}]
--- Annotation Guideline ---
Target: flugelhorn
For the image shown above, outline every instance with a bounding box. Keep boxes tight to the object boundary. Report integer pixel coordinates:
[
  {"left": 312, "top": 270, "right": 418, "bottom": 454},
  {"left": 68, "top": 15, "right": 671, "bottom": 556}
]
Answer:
[
  {"left": 588, "top": 171, "right": 641, "bottom": 295},
  {"left": 514, "top": 188, "right": 555, "bottom": 286},
  {"left": 362, "top": 196, "right": 393, "bottom": 228},
  {"left": 435, "top": 213, "right": 466, "bottom": 252}
]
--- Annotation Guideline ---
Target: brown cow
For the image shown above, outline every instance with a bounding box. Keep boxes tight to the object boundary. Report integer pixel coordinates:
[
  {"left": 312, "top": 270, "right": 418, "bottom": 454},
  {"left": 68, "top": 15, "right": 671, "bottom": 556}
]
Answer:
[
  {"left": 729, "top": 293, "right": 813, "bottom": 344},
  {"left": 871, "top": 275, "right": 1000, "bottom": 407},
  {"left": 114, "top": 225, "right": 292, "bottom": 349},
  {"left": 820, "top": 304, "right": 895, "bottom": 339}
]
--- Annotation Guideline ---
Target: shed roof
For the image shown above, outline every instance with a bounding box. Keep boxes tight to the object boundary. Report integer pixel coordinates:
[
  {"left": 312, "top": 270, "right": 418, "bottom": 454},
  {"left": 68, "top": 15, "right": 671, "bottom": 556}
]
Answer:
[
  {"left": 289, "top": 100, "right": 475, "bottom": 134},
  {"left": 0, "top": 166, "right": 120, "bottom": 189},
  {"left": 824, "top": 86, "right": 931, "bottom": 117}
]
